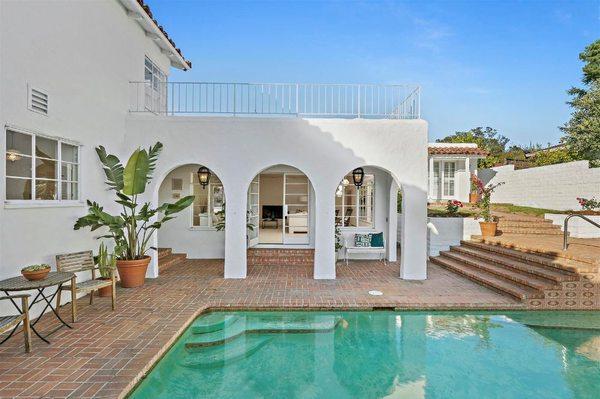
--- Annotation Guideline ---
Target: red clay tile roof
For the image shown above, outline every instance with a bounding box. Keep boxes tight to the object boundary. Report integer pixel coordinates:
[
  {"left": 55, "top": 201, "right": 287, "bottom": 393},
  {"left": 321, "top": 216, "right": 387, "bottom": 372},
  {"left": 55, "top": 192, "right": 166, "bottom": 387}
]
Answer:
[
  {"left": 428, "top": 146, "right": 489, "bottom": 156},
  {"left": 137, "top": 0, "right": 192, "bottom": 69}
]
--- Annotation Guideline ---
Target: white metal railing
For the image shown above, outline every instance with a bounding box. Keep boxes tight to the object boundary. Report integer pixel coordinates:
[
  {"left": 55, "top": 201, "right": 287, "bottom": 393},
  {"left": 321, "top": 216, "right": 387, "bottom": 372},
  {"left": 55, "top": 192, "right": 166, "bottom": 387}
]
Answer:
[{"left": 129, "top": 82, "right": 420, "bottom": 119}]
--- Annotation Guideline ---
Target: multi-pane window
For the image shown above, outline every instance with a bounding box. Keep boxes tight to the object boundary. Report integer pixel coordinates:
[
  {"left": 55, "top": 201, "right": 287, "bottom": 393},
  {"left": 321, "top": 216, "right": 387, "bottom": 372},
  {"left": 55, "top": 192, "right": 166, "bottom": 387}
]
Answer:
[
  {"left": 335, "top": 174, "right": 375, "bottom": 228},
  {"left": 431, "top": 160, "right": 456, "bottom": 199},
  {"left": 5, "top": 129, "right": 79, "bottom": 201},
  {"left": 144, "top": 56, "right": 167, "bottom": 113},
  {"left": 191, "top": 173, "right": 225, "bottom": 228}
]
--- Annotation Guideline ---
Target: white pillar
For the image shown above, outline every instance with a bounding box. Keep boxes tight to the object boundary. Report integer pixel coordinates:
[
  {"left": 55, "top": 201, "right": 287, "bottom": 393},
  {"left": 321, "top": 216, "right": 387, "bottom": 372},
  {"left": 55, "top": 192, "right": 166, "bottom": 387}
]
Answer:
[
  {"left": 314, "top": 187, "right": 335, "bottom": 279},
  {"left": 224, "top": 187, "right": 247, "bottom": 278},
  {"left": 427, "top": 156, "right": 434, "bottom": 201},
  {"left": 388, "top": 180, "right": 398, "bottom": 262},
  {"left": 147, "top": 192, "right": 159, "bottom": 278},
  {"left": 400, "top": 185, "right": 427, "bottom": 279}
]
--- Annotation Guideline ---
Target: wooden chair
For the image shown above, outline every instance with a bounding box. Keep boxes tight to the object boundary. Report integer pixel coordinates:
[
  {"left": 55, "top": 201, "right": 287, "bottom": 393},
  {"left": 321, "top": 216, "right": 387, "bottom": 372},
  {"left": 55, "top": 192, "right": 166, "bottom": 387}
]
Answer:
[
  {"left": 55, "top": 251, "right": 116, "bottom": 322},
  {"left": 0, "top": 294, "right": 31, "bottom": 352}
]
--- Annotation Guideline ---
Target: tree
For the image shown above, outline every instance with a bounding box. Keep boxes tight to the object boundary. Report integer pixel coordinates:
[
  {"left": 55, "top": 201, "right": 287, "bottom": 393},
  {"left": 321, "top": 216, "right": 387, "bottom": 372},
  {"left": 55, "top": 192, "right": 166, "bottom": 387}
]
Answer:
[
  {"left": 561, "top": 39, "right": 600, "bottom": 166},
  {"left": 437, "top": 126, "right": 510, "bottom": 168}
]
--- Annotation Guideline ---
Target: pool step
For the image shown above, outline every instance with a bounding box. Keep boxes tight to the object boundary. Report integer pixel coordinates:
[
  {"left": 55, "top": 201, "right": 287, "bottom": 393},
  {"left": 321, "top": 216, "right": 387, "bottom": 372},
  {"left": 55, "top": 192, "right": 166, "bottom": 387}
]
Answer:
[
  {"left": 182, "top": 336, "right": 272, "bottom": 368},
  {"left": 186, "top": 316, "right": 343, "bottom": 348},
  {"left": 191, "top": 314, "right": 239, "bottom": 334}
]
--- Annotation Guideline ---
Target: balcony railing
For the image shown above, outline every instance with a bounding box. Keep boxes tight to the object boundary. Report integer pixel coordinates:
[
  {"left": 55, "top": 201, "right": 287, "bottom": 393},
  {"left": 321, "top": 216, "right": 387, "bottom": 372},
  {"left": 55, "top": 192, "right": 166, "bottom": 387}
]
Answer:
[{"left": 129, "top": 82, "right": 420, "bottom": 119}]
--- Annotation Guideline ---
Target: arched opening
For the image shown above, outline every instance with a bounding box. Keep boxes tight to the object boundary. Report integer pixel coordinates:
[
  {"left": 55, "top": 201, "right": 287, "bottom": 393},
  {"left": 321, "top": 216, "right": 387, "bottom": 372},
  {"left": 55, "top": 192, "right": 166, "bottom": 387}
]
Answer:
[
  {"left": 156, "top": 163, "right": 226, "bottom": 275},
  {"left": 333, "top": 165, "right": 401, "bottom": 273},
  {"left": 246, "top": 164, "right": 315, "bottom": 272}
]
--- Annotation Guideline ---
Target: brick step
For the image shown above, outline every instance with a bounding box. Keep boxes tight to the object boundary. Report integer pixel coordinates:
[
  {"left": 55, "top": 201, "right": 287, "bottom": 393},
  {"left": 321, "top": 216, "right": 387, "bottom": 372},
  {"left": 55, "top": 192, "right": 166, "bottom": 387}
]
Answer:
[
  {"left": 159, "top": 253, "right": 187, "bottom": 272},
  {"left": 497, "top": 227, "right": 564, "bottom": 235},
  {"left": 431, "top": 256, "right": 541, "bottom": 300},
  {"left": 463, "top": 240, "right": 597, "bottom": 273},
  {"left": 450, "top": 245, "right": 577, "bottom": 283},
  {"left": 247, "top": 249, "right": 314, "bottom": 266},
  {"left": 497, "top": 220, "right": 555, "bottom": 228},
  {"left": 441, "top": 250, "right": 559, "bottom": 291},
  {"left": 158, "top": 247, "right": 172, "bottom": 260}
]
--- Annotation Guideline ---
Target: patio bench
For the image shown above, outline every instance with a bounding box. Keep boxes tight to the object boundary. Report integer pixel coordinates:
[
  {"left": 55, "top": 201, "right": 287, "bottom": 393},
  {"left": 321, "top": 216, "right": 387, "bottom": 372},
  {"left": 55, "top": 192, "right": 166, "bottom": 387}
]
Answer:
[
  {"left": 0, "top": 294, "right": 31, "bottom": 352},
  {"left": 344, "top": 232, "right": 386, "bottom": 266},
  {"left": 55, "top": 251, "right": 116, "bottom": 322}
]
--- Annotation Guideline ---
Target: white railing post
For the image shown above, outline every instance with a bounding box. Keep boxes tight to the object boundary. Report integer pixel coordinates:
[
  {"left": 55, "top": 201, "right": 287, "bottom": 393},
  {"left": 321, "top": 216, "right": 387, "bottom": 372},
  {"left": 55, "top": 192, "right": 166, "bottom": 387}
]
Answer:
[
  {"left": 296, "top": 83, "right": 300, "bottom": 116},
  {"left": 357, "top": 85, "right": 361, "bottom": 118},
  {"left": 233, "top": 83, "right": 236, "bottom": 117}
]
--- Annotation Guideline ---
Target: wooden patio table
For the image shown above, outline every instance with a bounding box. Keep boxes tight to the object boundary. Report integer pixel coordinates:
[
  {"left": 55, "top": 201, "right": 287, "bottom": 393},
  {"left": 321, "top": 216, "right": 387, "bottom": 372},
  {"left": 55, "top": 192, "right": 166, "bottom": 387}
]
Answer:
[{"left": 0, "top": 271, "right": 74, "bottom": 344}]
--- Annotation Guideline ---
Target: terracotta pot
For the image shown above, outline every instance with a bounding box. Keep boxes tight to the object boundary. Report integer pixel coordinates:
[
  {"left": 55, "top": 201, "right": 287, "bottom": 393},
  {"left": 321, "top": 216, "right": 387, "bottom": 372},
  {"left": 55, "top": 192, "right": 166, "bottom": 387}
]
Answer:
[
  {"left": 21, "top": 268, "right": 50, "bottom": 281},
  {"left": 116, "top": 256, "right": 151, "bottom": 288},
  {"left": 469, "top": 192, "right": 479, "bottom": 204},
  {"left": 479, "top": 221, "right": 498, "bottom": 237},
  {"left": 97, "top": 278, "right": 112, "bottom": 297}
]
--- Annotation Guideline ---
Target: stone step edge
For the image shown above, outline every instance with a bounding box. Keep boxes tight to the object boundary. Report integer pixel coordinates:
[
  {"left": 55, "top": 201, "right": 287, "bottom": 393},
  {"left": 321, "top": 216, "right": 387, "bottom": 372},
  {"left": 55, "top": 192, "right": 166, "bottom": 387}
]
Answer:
[
  {"left": 464, "top": 239, "right": 598, "bottom": 270},
  {"left": 431, "top": 257, "right": 540, "bottom": 301}
]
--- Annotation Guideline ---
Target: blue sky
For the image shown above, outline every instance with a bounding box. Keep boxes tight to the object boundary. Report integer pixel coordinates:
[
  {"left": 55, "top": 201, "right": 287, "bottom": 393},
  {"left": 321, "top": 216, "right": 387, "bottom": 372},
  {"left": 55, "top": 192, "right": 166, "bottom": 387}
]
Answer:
[{"left": 149, "top": 0, "right": 599, "bottom": 146}]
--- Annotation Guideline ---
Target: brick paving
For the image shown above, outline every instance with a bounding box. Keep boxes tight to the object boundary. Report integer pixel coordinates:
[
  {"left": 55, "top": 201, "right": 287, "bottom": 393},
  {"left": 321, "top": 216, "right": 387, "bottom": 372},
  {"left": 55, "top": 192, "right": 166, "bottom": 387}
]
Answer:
[{"left": 0, "top": 259, "right": 520, "bottom": 398}]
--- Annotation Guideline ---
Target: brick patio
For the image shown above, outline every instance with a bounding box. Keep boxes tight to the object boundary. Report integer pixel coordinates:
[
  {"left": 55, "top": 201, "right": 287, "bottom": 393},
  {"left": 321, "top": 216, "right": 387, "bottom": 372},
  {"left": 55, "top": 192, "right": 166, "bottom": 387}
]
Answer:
[{"left": 0, "top": 259, "right": 520, "bottom": 398}]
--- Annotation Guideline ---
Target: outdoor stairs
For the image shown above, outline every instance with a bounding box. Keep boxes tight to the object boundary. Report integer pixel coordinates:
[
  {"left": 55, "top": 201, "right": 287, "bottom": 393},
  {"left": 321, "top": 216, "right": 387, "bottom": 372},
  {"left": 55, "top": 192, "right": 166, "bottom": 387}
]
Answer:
[
  {"left": 158, "top": 247, "right": 187, "bottom": 272},
  {"left": 247, "top": 248, "right": 314, "bottom": 266},
  {"left": 181, "top": 313, "right": 343, "bottom": 368},
  {"left": 496, "top": 217, "right": 564, "bottom": 235},
  {"left": 430, "top": 240, "right": 598, "bottom": 307}
]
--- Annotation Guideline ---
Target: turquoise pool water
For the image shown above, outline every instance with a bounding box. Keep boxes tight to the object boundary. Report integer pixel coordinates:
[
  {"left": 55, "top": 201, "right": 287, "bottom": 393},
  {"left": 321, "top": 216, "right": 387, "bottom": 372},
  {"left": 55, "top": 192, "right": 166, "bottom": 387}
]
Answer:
[{"left": 129, "top": 311, "right": 600, "bottom": 399}]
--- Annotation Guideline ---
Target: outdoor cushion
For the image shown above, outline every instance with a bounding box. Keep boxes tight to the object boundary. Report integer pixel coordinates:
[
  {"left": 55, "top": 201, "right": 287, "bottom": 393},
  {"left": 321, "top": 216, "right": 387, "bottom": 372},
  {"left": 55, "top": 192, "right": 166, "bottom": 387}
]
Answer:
[
  {"left": 370, "top": 232, "right": 384, "bottom": 247},
  {"left": 354, "top": 234, "right": 372, "bottom": 247}
]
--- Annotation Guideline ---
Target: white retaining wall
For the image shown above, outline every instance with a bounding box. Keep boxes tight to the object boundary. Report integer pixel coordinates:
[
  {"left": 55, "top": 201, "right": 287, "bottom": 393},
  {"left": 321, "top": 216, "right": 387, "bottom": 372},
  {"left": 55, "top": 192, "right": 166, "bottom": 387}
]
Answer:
[
  {"left": 398, "top": 214, "right": 481, "bottom": 257},
  {"left": 545, "top": 214, "right": 600, "bottom": 238},
  {"left": 479, "top": 161, "right": 600, "bottom": 211}
]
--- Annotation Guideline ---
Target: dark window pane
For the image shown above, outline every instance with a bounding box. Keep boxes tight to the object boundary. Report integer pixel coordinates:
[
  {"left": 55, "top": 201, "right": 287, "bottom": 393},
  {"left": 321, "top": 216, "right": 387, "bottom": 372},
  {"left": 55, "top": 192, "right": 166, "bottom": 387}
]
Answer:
[
  {"left": 35, "top": 136, "right": 57, "bottom": 159},
  {"left": 36, "top": 158, "right": 57, "bottom": 179},
  {"left": 6, "top": 130, "right": 32, "bottom": 156},
  {"left": 6, "top": 178, "right": 32, "bottom": 200},
  {"left": 6, "top": 156, "right": 32, "bottom": 178}
]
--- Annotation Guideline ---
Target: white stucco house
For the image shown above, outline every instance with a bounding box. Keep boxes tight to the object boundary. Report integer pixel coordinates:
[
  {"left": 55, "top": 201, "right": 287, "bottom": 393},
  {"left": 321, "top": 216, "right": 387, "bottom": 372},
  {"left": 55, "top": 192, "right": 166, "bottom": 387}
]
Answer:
[
  {"left": 427, "top": 143, "right": 487, "bottom": 203},
  {"left": 0, "top": 0, "right": 429, "bottom": 291}
]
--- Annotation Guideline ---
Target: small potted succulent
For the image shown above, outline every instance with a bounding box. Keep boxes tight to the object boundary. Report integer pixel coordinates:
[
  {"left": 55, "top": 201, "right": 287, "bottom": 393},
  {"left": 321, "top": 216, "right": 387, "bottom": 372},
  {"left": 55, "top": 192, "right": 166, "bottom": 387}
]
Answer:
[
  {"left": 21, "top": 264, "right": 51, "bottom": 281},
  {"left": 471, "top": 175, "right": 504, "bottom": 237},
  {"left": 96, "top": 243, "right": 116, "bottom": 297}
]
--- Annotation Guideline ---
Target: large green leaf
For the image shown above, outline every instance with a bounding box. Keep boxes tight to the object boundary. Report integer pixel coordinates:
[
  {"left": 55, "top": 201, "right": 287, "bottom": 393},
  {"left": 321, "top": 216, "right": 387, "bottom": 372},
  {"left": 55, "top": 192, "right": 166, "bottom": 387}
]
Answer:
[
  {"left": 96, "top": 146, "right": 124, "bottom": 191},
  {"left": 146, "top": 142, "right": 163, "bottom": 181},
  {"left": 123, "top": 148, "right": 150, "bottom": 195}
]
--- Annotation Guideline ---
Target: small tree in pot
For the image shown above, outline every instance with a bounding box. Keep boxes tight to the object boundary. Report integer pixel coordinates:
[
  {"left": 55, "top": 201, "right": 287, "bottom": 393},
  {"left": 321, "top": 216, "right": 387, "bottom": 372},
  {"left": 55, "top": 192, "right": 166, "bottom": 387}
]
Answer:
[
  {"left": 471, "top": 175, "right": 504, "bottom": 237},
  {"left": 74, "top": 143, "right": 194, "bottom": 288}
]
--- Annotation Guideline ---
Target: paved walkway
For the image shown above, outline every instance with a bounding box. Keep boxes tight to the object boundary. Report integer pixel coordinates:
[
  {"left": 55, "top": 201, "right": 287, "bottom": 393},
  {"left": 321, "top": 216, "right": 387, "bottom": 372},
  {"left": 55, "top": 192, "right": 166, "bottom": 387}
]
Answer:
[{"left": 0, "top": 260, "right": 518, "bottom": 398}]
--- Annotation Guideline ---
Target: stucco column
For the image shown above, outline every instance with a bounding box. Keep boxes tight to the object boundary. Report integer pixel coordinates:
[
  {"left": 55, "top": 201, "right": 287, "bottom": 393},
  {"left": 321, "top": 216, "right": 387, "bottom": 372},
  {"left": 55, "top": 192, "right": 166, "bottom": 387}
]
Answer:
[
  {"left": 314, "top": 187, "right": 335, "bottom": 279},
  {"left": 388, "top": 180, "right": 398, "bottom": 262},
  {"left": 147, "top": 192, "right": 159, "bottom": 278},
  {"left": 428, "top": 156, "right": 434, "bottom": 201},
  {"left": 224, "top": 187, "right": 247, "bottom": 278},
  {"left": 400, "top": 185, "right": 427, "bottom": 280}
]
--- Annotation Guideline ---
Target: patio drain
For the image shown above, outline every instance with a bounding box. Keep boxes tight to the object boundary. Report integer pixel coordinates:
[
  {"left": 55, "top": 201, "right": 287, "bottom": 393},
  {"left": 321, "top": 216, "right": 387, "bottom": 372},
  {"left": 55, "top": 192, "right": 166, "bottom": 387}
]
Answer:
[{"left": 368, "top": 290, "right": 383, "bottom": 296}]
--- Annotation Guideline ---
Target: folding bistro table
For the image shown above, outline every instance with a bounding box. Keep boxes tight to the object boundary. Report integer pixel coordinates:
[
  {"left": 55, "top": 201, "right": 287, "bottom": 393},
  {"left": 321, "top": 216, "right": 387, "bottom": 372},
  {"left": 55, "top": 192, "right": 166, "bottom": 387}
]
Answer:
[{"left": 0, "top": 271, "right": 75, "bottom": 344}]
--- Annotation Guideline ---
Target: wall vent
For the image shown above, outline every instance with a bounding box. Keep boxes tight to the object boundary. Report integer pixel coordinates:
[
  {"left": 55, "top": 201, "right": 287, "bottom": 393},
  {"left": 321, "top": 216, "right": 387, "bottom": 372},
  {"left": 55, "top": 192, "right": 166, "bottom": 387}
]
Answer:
[{"left": 28, "top": 85, "right": 49, "bottom": 115}]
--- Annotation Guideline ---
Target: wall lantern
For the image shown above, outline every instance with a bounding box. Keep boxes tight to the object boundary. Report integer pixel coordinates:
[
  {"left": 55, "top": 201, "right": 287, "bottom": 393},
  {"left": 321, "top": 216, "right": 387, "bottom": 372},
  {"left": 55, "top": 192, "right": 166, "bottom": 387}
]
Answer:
[
  {"left": 197, "top": 166, "right": 211, "bottom": 189},
  {"left": 352, "top": 167, "right": 365, "bottom": 187}
]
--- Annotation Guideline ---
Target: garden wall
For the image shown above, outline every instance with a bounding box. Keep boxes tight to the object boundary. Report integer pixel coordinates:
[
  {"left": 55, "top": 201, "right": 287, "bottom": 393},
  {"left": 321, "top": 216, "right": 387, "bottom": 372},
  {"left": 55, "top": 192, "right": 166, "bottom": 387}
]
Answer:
[
  {"left": 545, "top": 214, "right": 600, "bottom": 238},
  {"left": 398, "top": 214, "right": 481, "bottom": 257},
  {"left": 479, "top": 161, "right": 600, "bottom": 211}
]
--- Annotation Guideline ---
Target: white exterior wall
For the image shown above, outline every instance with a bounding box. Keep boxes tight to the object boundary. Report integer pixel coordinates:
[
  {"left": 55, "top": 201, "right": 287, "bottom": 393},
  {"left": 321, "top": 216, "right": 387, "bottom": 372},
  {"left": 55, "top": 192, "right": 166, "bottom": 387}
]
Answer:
[
  {"left": 480, "top": 161, "right": 600, "bottom": 210},
  {"left": 0, "top": 0, "right": 172, "bottom": 315},
  {"left": 427, "top": 155, "right": 479, "bottom": 203},
  {"left": 125, "top": 116, "right": 429, "bottom": 280},
  {"left": 545, "top": 214, "right": 600, "bottom": 238}
]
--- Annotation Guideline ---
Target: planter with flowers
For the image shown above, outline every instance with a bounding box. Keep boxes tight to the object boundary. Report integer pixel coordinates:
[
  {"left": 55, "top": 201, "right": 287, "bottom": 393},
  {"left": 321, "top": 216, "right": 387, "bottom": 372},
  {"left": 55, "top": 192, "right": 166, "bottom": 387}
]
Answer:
[
  {"left": 471, "top": 175, "right": 504, "bottom": 237},
  {"left": 469, "top": 174, "right": 480, "bottom": 203},
  {"left": 74, "top": 142, "right": 194, "bottom": 288}
]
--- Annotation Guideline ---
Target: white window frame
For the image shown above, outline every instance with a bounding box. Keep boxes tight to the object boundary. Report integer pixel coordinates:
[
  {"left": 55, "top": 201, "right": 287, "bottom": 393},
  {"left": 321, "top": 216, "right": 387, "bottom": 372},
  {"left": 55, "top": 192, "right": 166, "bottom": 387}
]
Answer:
[
  {"left": 336, "top": 174, "right": 375, "bottom": 229},
  {"left": 189, "top": 173, "right": 224, "bottom": 230},
  {"left": 431, "top": 159, "right": 457, "bottom": 200},
  {"left": 144, "top": 56, "right": 167, "bottom": 113},
  {"left": 4, "top": 126, "right": 82, "bottom": 207}
]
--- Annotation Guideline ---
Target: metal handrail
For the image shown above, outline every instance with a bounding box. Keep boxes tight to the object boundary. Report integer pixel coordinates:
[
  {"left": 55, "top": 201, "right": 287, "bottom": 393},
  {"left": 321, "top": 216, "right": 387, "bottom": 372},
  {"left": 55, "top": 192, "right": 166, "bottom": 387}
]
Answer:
[{"left": 563, "top": 214, "right": 600, "bottom": 250}]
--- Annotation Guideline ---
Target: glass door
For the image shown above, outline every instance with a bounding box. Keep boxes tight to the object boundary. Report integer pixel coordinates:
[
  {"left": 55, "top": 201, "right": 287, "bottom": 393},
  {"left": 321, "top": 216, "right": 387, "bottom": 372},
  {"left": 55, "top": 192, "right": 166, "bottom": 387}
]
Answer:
[
  {"left": 247, "top": 175, "right": 260, "bottom": 247},
  {"left": 283, "top": 173, "right": 309, "bottom": 244},
  {"left": 442, "top": 161, "right": 456, "bottom": 198}
]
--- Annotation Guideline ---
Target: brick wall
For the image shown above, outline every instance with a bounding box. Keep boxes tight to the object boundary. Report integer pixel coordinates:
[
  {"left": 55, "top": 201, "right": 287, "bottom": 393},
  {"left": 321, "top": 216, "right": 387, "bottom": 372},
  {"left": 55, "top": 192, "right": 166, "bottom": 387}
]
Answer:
[{"left": 479, "top": 161, "right": 600, "bottom": 211}]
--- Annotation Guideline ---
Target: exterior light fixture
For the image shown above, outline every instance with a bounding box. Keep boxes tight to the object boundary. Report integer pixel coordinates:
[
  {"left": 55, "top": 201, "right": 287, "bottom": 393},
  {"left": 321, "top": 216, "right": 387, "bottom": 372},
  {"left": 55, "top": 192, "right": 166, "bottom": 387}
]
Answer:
[
  {"left": 197, "top": 166, "right": 211, "bottom": 189},
  {"left": 352, "top": 167, "right": 365, "bottom": 187}
]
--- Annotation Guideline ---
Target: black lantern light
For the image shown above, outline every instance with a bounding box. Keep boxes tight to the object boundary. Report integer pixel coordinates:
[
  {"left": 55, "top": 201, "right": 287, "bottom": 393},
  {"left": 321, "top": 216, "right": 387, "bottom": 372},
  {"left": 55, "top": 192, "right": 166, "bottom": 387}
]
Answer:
[
  {"left": 352, "top": 167, "right": 365, "bottom": 187},
  {"left": 197, "top": 166, "right": 211, "bottom": 189}
]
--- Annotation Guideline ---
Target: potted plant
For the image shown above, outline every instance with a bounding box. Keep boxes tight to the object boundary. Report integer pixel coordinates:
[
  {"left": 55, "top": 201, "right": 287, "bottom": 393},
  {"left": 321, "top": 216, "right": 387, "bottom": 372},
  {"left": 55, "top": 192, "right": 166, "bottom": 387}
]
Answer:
[
  {"left": 469, "top": 174, "right": 479, "bottom": 204},
  {"left": 74, "top": 143, "right": 194, "bottom": 288},
  {"left": 95, "top": 243, "right": 116, "bottom": 297},
  {"left": 471, "top": 175, "right": 504, "bottom": 237},
  {"left": 335, "top": 226, "right": 344, "bottom": 262},
  {"left": 21, "top": 264, "right": 51, "bottom": 281}
]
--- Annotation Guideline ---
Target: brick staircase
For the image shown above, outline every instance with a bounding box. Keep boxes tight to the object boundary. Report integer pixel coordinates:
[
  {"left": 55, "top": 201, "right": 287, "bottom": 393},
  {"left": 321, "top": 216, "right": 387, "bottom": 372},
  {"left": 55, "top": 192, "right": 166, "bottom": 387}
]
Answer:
[
  {"left": 430, "top": 239, "right": 599, "bottom": 309},
  {"left": 247, "top": 248, "right": 314, "bottom": 266},
  {"left": 158, "top": 247, "right": 187, "bottom": 272},
  {"left": 496, "top": 217, "right": 564, "bottom": 235}
]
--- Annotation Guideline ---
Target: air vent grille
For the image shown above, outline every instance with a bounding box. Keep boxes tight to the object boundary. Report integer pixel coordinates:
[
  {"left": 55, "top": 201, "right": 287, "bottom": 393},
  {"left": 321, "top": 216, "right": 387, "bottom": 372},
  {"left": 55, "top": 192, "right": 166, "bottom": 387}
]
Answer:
[{"left": 28, "top": 86, "right": 48, "bottom": 115}]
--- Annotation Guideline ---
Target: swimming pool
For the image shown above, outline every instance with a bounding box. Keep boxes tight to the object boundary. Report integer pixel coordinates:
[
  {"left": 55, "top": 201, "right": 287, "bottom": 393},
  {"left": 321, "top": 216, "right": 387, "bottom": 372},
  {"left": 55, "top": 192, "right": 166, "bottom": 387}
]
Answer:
[{"left": 129, "top": 311, "right": 600, "bottom": 398}]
